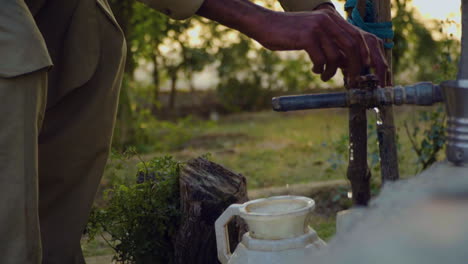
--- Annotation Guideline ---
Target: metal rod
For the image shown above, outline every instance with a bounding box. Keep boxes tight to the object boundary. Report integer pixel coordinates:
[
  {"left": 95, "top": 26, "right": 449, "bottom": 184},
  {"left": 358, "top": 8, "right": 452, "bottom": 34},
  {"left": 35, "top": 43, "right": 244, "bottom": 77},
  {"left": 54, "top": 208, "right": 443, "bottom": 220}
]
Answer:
[
  {"left": 348, "top": 105, "right": 372, "bottom": 206},
  {"left": 347, "top": 0, "right": 371, "bottom": 206},
  {"left": 372, "top": 0, "right": 400, "bottom": 183},
  {"left": 272, "top": 83, "right": 443, "bottom": 112},
  {"left": 458, "top": 0, "right": 468, "bottom": 79},
  {"left": 272, "top": 93, "right": 348, "bottom": 111}
]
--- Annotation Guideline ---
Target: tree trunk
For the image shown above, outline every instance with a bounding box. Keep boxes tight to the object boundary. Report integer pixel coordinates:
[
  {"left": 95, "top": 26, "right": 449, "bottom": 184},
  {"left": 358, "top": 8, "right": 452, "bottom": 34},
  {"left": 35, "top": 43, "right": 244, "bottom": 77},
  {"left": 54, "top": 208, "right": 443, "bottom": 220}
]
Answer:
[
  {"left": 189, "top": 73, "right": 196, "bottom": 95},
  {"left": 174, "top": 157, "right": 248, "bottom": 264},
  {"left": 169, "top": 71, "right": 178, "bottom": 110},
  {"left": 151, "top": 51, "right": 161, "bottom": 106}
]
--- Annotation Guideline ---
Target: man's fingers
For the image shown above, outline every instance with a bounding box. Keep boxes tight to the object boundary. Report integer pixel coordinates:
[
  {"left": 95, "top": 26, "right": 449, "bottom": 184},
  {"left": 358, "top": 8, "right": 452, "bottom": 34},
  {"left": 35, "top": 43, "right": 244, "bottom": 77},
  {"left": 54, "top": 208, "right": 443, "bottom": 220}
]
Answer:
[
  {"left": 306, "top": 43, "right": 326, "bottom": 75},
  {"left": 322, "top": 14, "right": 365, "bottom": 79},
  {"left": 371, "top": 50, "right": 387, "bottom": 87},
  {"left": 338, "top": 22, "right": 371, "bottom": 68},
  {"left": 386, "top": 69, "right": 393, "bottom": 86},
  {"left": 319, "top": 35, "right": 341, "bottom": 81},
  {"left": 367, "top": 35, "right": 389, "bottom": 87}
]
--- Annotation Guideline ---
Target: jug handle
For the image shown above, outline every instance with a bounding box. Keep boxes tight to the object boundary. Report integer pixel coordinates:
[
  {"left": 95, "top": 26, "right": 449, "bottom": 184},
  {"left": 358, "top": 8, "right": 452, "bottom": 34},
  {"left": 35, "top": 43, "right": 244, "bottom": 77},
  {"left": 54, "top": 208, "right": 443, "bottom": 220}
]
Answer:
[{"left": 215, "top": 204, "right": 242, "bottom": 264}]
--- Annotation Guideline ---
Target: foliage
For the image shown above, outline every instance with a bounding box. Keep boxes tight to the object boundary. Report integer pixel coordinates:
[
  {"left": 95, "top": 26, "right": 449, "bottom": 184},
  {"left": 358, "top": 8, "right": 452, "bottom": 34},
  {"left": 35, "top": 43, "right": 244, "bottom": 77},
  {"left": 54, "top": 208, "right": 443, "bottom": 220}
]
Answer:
[
  {"left": 216, "top": 33, "right": 318, "bottom": 112},
  {"left": 109, "top": 0, "right": 462, "bottom": 156},
  {"left": 321, "top": 106, "right": 448, "bottom": 179},
  {"left": 100, "top": 109, "right": 446, "bottom": 197},
  {"left": 337, "top": 0, "right": 460, "bottom": 83},
  {"left": 404, "top": 106, "right": 446, "bottom": 172},
  {"left": 322, "top": 119, "right": 386, "bottom": 179},
  {"left": 392, "top": 0, "right": 438, "bottom": 82},
  {"left": 392, "top": 0, "right": 460, "bottom": 83},
  {"left": 109, "top": 0, "right": 218, "bottom": 148},
  {"left": 130, "top": 108, "right": 211, "bottom": 153},
  {"left": 333, "top": 0, "right": 459, "bottom": 175},
  {"left": 309, "top": 216, "right": 337, "bottom": 241},
  {"left": 109, "top": 0, "right": 324, "bottom": 119},
  {"left": 322, "top": 134, "right": 349, "bottom": 176},
  {"left": 433, "top": 19, "right": 460, "bottom": 83},
  {"left": 103, "top": 148, "right": 141, "bottom": 188},
  {"left": 401, "top": 17, "right": 459, "bottom": 172},
  {"left": 107, "top": 0, "right": 461, "bottom": 176},
  {"left": 87, "top": 156, "right": 182, "bottom": 264},
  {"left": 112, "top": 78, "right": 214, "bottom": 153},
  {"left": 217, "top": 76, "right": 270, "bottom": 112}
]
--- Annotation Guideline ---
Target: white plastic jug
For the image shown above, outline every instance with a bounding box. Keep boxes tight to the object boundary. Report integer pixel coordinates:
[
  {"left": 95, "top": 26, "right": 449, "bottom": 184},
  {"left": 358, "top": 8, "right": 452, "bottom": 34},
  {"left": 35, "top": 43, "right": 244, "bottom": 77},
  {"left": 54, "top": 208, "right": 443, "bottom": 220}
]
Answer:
[{"left": 215, "top": 196, "right": 326, "bottom": 264}]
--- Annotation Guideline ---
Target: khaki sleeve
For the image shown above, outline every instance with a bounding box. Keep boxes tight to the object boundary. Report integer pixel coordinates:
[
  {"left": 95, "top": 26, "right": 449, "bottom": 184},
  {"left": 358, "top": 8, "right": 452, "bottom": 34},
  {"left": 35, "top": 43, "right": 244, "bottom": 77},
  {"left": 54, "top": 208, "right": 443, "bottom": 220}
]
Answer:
[
  {"left": 137, "top": 0, "right": 205, "bottom": 20},
  {"left": 278, "top": 0, "right": 332, "bottom": 12}
]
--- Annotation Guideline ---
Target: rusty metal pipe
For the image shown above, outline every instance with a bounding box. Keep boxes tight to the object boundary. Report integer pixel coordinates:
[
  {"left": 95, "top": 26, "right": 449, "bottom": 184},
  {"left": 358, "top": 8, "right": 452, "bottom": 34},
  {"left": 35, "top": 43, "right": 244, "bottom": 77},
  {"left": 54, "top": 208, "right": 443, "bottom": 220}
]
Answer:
[
  {"left": 272, "top": 92, "right": 349, "bottom": 111},
  {"left": 272, "top": 82, "right": 442, "bottom": 112}
]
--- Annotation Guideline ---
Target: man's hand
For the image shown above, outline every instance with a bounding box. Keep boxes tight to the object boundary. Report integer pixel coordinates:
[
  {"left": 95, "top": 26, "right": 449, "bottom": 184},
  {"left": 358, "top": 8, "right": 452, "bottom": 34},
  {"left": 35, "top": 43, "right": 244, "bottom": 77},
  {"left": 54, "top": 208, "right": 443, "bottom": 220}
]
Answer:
[{"left": 197, "top": 0, "right": 389, "bottom": 87}]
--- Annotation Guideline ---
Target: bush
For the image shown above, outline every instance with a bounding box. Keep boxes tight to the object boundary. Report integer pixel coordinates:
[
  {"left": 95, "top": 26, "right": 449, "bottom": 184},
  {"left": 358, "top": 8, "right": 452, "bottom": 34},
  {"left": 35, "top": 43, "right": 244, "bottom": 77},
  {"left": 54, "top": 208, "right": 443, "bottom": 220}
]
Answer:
[
  {"left": 404, "top": 106, "right": 446, "bottom": 172},
  {"left": 86, "top": 156, "right": 182, "bottom": 264},
  {"left": 132, "top": 110, "right": 209, "bottom": 153},
  {"left": 115, "top": 105, "right": 212, "bottom": 153},
  {"left": 217, "top": 77, "right": 271, "bottom": 113}
]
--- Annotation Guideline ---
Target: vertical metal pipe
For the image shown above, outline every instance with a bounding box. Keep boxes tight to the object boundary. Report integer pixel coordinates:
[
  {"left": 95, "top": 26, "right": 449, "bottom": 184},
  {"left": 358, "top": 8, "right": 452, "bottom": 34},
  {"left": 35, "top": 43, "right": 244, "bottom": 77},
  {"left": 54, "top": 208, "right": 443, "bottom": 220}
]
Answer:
[
  {"left": 347, "top": 107, "right": 372, "bottom": 205},
  {"left": 347, "top": 0, "right": 371, "bottom": 206},
  {"left": 458, "top": 0, "right": 468, "bottom": 79},
  {"left": 372, "top": 0, "right": 400, "bottom": 182}
]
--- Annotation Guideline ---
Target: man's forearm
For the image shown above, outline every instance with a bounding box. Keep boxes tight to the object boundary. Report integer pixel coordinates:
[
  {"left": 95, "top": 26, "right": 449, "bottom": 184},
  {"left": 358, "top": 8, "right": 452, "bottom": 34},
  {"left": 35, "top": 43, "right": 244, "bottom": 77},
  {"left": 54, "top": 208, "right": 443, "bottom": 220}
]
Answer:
[
  {"left": 195, "top": 0, "right": 388, "bottom": 85},
  {"left": 278, "top": 0, "right": 332, "bottom": 12},
  {"left": 196, "top": 0, "right": 271, "bottom": 41}
]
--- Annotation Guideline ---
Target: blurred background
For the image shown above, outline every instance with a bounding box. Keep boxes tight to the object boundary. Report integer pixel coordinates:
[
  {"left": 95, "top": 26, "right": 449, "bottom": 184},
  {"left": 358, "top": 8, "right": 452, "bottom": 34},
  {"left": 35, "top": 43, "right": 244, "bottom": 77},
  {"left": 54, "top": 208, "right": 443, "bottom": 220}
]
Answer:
[
  {"left": 84, "top": 1, "right": 462, "bottom": 261},
  {"left": 105, "top": 0, "right": 460, "bottom": 186}
]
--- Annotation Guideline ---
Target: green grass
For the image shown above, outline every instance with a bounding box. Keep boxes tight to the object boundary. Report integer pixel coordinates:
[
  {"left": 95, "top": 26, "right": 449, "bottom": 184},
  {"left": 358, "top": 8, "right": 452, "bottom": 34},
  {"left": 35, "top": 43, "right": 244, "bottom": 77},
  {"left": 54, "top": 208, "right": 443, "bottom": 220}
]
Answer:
[
  {"left": 104, "top": 107, "right": 437, "bottom": 190},
  {"left": 310, "top": 216, "right": 337, "bottom": 241},
  {"left": 149, "top": 107, "right": 429, "bottom": 190},
  {"left": 82, "top": 235, "right": 114, "bottom": 258}
]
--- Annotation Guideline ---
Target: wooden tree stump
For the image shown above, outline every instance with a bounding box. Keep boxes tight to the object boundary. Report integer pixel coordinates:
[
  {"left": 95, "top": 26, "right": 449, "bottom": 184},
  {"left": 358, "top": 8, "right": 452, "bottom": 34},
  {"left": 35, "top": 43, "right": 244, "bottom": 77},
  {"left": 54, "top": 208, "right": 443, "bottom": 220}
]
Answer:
[{"left": 173, "top": 157, "right": 248, "bottom": 264}]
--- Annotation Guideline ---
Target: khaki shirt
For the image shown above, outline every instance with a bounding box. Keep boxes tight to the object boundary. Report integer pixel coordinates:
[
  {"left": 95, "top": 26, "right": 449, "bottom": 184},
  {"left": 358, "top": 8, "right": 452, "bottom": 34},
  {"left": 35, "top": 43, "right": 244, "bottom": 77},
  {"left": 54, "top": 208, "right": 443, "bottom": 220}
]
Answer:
[
  {"left": 0, "top": 0, "right": 52, "bottom": 78},
  {"left": 0, "top": 0, "right": 330, "bottom": 79}
]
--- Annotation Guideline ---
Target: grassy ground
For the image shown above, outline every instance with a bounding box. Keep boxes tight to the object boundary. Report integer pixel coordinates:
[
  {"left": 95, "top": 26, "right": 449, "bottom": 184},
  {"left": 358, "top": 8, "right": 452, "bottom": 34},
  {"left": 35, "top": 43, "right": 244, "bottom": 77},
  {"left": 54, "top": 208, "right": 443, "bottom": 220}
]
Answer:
[
  {"left": 103, "top": 106, "right": 435, "bottom": 190},
  {"left": 84, "top": 106, "right": 437, "bottom": 262},
  {"left": 163, "top": 107, "right": 427, "bottom": 189}
]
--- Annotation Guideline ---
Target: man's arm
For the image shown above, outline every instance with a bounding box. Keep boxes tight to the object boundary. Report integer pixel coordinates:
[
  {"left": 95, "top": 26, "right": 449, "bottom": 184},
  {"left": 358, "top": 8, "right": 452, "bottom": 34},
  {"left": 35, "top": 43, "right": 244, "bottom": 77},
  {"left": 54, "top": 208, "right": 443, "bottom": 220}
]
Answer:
[
  {"left": 137, "top": 0, "right": 388, "bottom": 85},
  {"left": 196, "top": 0, "right": 388, "bottom": 85},
  {"left": 137, "top": 0, "right": 204, "bottom": 19},
  {"left": 277, "top": 0, "right": 332, "bottom": 12}
]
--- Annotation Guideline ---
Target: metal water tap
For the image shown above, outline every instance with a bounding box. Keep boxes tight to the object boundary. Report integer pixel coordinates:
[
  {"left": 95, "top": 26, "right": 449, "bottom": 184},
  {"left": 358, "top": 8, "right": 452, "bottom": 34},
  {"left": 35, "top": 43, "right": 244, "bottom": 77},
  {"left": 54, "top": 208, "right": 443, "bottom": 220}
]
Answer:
[{"left": 272, "top": 81, "right": 443, "bottom": 112}]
